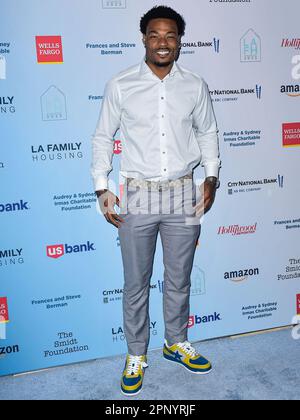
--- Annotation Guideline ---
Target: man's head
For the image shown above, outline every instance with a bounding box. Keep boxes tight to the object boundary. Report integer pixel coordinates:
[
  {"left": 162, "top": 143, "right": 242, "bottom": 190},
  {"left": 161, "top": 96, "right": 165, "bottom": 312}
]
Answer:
[{"left": 140, "top": 6, "right": 186, "bottom": 68}]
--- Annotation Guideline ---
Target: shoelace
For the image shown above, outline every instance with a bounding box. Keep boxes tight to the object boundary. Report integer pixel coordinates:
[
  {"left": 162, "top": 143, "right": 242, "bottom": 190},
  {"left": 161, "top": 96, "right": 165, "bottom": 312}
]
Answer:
[
  {"left": 126, "top": 356, "right": 148, "bottom": 376},
  {"left": 177, "top": 341, "right": 198, "bottom": 358}
]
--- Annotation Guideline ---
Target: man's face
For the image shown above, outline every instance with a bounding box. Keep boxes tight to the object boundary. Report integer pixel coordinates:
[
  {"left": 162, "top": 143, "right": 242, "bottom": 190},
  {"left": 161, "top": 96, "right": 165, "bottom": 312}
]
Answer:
[{"left": 143, "top": 18, "right": 181, "bottom": 68}]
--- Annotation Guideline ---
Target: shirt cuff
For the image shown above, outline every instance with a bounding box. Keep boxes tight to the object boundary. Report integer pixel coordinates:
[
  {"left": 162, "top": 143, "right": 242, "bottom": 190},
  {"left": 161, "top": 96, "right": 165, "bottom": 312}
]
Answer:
[
  {"left": 204, "top": 163, "right": 220, "bottom": 179},
  {"left": 94, "top": 177, "right": 108, "bottom": 192}
]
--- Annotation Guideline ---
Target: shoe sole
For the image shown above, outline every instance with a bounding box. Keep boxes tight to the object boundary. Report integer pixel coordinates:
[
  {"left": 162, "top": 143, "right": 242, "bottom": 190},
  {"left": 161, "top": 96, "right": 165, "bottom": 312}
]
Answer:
[
  {"left": 121, "top": 388, "right": 142, "bottom": 397},
  {"left": 164, "top": 355, "right": 213, "bottom": 375}
]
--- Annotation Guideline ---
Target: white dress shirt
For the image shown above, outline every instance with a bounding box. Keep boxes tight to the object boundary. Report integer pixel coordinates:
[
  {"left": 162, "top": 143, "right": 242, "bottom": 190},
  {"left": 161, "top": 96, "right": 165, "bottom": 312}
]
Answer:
[{"left": 91, "top": 59, "right": 220, "bottom": 191}]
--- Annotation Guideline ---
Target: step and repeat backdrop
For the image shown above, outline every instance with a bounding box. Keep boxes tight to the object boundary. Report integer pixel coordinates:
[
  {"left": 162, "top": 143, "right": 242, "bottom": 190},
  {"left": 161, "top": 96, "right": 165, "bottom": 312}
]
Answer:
[{"left": 1, "top": 0, "right": 300, "bottom": 376}]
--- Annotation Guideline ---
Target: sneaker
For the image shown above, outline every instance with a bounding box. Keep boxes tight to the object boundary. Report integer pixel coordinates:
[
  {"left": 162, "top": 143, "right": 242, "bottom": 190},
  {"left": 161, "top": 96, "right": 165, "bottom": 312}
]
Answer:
[
  {"left": 163, "top": 340, "right": 212, "bottom": 374},
  {"left": 121, "top": 354, "right": 148, "bottom": 396}
]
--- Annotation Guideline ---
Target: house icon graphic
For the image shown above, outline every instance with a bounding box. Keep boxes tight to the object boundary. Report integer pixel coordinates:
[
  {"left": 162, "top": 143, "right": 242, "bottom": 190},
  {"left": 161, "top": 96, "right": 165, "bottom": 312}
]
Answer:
[{"left": 241, "top": 29, "right": 261, "bottom": 62}]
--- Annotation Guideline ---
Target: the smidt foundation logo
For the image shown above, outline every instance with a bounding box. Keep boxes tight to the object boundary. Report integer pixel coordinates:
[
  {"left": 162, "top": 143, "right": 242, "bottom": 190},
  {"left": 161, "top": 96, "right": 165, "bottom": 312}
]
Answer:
[
  {"left": 47, "top": 241, "right": 96, "bottom": 259},
  {"left": 36, "top": 36, "right": 63, "bottom": 64},
  {"left": 188, "top": 312, "right": 222, "bottom": 329},
  {"left": 297, "top": 294, "right": 300, "bottom": 315},
  {"left": 218, "top": 223, "right": 257, "bottom": 236},
  {"left": 0, "top": 298, "right": 9, "bottom": 324},
  {"left": 282, "top": 123, "right": 300, "bottom": 147}
]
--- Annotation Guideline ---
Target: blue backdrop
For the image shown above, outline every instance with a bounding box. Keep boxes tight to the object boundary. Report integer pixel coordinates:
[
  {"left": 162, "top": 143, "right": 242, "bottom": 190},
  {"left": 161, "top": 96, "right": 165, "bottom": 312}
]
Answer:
[{"left": 1, "top": 0, "right": 300, "bottom": 376}]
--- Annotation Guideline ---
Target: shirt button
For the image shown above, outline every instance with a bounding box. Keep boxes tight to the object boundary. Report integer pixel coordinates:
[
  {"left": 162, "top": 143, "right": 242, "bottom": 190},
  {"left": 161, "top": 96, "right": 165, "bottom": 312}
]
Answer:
[
  {"left": 164, "top": 169, "right": 167, "bottom": 172},
  {"left": 161, "top": 97, "right": 164, "bottom": 100},
  {"left": 162, "top": 133, "right": 165, "bottom": 136},
  {"left": 162, "top": 115, "right": 165, "bottom": 118},
  {"left": 163, "top": 151, "right": 166, "bottom": 154}
]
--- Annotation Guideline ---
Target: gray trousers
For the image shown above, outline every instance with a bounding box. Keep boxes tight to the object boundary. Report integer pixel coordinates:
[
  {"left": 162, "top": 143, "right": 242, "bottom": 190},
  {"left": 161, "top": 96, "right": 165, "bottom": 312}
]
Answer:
[{"left": 118, "top": 175, "right": 201, "bottom": 355}]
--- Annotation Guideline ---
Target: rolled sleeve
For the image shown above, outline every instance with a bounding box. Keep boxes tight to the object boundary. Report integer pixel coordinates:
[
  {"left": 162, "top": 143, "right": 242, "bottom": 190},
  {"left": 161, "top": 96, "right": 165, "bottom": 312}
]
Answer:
[
  {"left": 193, "top": 80, "right": 221, "bottom": 179},
  {"left": 91, "top": 79, "right": 121, "bottom": 191}
]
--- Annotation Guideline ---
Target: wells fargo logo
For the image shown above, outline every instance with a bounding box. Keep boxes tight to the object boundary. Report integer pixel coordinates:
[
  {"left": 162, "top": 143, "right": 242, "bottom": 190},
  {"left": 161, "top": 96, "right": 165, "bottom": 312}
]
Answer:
[{"left": 36, "top": 36, "right": 63, "bottom": 64}]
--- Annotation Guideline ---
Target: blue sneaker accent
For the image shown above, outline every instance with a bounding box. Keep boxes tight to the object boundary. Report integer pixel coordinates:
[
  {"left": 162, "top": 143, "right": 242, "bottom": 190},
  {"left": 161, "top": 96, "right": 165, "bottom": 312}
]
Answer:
[
  {"left": 121, "top": 355, "right": 148, "bottom": 396},
  {"left": 163, "top": 341, "right": 212, "bottom": 374}
]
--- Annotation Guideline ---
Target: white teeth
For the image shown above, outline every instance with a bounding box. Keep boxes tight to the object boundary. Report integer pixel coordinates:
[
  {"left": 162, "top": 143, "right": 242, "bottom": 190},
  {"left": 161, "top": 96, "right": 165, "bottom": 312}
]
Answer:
[{"left": 157, "top": 51, "right": 170, "bottom": 56}]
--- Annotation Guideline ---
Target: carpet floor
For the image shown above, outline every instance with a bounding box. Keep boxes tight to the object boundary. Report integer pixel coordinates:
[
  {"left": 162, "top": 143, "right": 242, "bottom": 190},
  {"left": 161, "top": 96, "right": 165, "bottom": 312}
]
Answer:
[{"left": 0, "top": 328, "right": 299, "bottom": 400}]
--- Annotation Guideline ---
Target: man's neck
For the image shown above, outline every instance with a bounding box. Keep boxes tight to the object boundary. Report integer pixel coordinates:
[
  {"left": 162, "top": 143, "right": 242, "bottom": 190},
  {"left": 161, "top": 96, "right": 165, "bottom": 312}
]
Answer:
[{"left": 145, "top": 60, "right": 174, "bottom": 80}]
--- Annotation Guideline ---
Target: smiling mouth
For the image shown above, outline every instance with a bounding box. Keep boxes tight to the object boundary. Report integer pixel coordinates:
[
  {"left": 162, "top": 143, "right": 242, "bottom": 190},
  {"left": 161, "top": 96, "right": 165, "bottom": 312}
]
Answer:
[{"left": 156, "top": 50, "right": 171, "bottom": 58}]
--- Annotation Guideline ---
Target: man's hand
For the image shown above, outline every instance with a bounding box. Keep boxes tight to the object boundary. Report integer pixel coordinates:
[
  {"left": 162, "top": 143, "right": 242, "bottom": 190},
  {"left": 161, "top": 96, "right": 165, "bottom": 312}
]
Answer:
[
  {"left": 194, "top": 177, "right": 218, "bottom": 217},
  {"left": 96, "top": 189, "right": 125, "bottom": 228}
]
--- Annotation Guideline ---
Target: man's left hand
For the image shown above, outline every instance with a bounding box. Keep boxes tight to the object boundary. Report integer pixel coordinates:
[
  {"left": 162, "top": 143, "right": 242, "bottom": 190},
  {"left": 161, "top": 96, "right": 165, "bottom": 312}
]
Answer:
[{"left": 194, "top": 177, "right": 218, "bottom": 217}]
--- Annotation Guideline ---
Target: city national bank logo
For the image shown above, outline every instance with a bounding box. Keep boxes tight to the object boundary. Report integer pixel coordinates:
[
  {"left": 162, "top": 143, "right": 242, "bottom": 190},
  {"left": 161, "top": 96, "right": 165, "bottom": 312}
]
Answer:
[
  {"left": 297, "top": 294, "right": 300, "bottom": 315},
  {"left": 0, "top": 56, "right": 6, "bottom": 80},
  {"left": 31, "top": 142, "right": 83, "bottom": 162},
  {"left": 188, "top": 312, "right": 221, "bottom": 329},
  {"left": 47, "top": 241, "right": 96, "bottom": 259},
  {"left": 218, "top": 223, "right": 257, "bottom": 236},
  {"left": 228, "top": 175, "right": 284, "bottom": 195},
  {"left": 282, "top": 123, "right": 300, "bottom": 147},
  {"left": 0, "top": 96, "right": 15, "bottom": 115},
  {"left": 0, "top": 199, "right": 29, "bottom": 213},
  {"left": 41, "top": 86, "right": 67, "bottom": 121},
  {"left": 36, "top": 36, "right": 63, "bottom": 64},
  {"left": 241, "top": 29, "right": 261, "bottom": 62},
  {"left": 210, "top": 85, "right": 261, "bottom": 103},
  {"left": 181, "top": 38, "right": 220, "bottom": 55},
  {"left": 102, "top": 0, "right": 126, "bottom": 8}
]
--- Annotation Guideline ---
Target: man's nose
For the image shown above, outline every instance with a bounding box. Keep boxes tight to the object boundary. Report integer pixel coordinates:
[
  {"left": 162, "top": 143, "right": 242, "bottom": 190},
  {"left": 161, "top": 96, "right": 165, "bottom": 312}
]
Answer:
[{"left": 158, "top": 37, "right": 168, "bottom": 47}]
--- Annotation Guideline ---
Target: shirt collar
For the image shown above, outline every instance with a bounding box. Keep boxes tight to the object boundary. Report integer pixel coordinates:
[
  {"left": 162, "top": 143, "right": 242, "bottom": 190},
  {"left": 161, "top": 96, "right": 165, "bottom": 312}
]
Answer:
[{"left": 139, "top": 59, "right": 184, "bottom": 80}]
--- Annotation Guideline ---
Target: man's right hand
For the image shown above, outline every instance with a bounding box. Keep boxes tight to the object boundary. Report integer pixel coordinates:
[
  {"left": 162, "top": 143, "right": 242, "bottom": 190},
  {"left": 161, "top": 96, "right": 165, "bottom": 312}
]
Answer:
[{"left": 96, "top": 189, "right": 125, "bottom": 228}]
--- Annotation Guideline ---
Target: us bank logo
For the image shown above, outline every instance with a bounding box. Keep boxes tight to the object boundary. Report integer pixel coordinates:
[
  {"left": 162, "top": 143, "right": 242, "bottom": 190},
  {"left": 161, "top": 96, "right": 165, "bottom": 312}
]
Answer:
[
  {"left": 102, "top": 0, "right": 126, "bottom": 8},
  {"left": 188, "top": 312, "right": 222, "bottom": 329},
  {"left": 47, "top": 241, "right": 96, "bottom": 259},
  {"left": 0, "top": 56, "right": 6, "bottom": 80},
  {"left": 241, "top": 29, "right": 261, "bottom": 62},
  {"left": 41, "top": 86, "right": 67, "bottom": 121}
]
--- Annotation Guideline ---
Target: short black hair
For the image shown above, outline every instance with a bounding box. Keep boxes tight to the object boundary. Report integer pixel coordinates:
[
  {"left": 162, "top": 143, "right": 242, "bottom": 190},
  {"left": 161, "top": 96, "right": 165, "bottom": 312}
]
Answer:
[{"left": 140, "top": 5, "right": 186, "bottom": 37}]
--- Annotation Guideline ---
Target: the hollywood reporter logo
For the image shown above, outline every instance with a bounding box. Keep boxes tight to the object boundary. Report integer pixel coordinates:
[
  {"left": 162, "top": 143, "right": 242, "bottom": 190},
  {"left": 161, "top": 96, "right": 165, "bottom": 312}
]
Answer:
[{"left": 47, "top": 241, "right": 96, "bottom": 259}]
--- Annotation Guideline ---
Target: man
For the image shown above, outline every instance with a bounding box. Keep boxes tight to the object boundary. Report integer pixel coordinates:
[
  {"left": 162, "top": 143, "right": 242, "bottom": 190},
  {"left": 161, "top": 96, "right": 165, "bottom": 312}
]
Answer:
[{"left": 91, "top": 6, "right": 220, "bottom": 396}]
